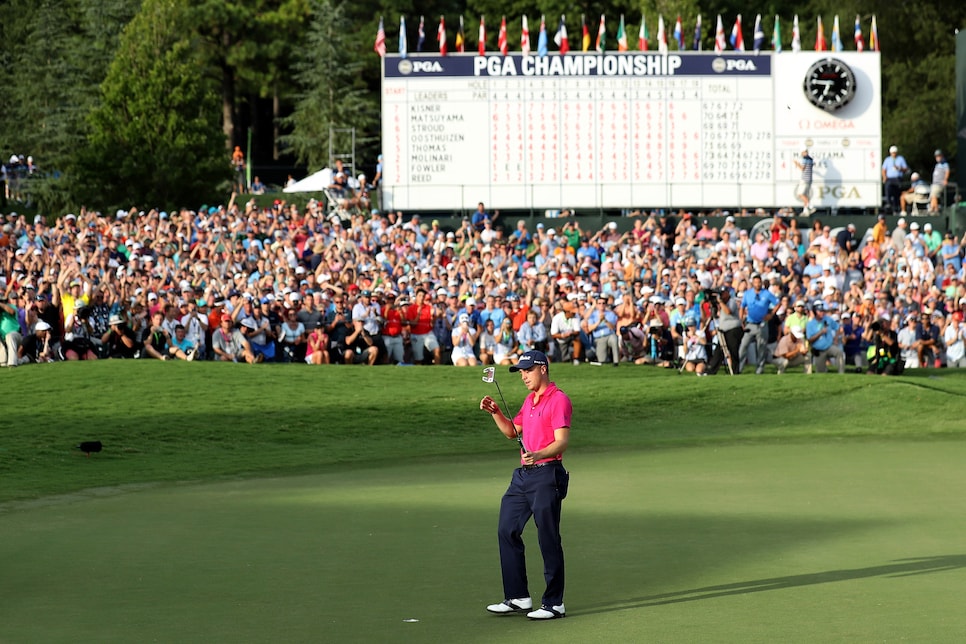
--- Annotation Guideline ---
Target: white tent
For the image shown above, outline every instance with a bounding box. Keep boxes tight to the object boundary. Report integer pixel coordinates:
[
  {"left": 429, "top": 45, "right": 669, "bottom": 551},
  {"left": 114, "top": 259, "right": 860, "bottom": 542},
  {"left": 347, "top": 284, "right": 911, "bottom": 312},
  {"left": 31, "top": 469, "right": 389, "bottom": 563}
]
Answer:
[{"left": 283, "top": 167, "right": 332, "bottom": 193}]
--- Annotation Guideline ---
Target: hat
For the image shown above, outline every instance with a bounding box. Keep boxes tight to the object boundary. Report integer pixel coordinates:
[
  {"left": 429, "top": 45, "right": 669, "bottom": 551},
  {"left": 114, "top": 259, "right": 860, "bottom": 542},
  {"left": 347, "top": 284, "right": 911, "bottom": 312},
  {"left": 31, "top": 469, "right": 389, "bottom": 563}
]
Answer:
[
  {"left": 35, "top": 320, "right": 52, "bottom": 332},
  {"left": 148, "top": 292, "right": 158, "bottom": 300},
  {"left": 812, "top": 300, "right": 825, "bottom": 311},
  {"left": 935, "top": 149, "right": 943, "bottom": 156},
  {"left": 924, "top": 223, "right": 932, "bottom": 231},
  {"left": 794, "top": 300, "right": 805, "bottom": 307},
  {"left": 889, "top": 145, "right": 898, "bottom": 153},
  {"left": 465, "top": 297, "right": 476, "bottom": 306},
  {"left": 509, "top": 350, "right": 549, "bottom": 372},
  {"left": 791, "top": 327, "right": 804, "bottom": 339},
  {"left": 911, "top": 172, "right": 920, "bottom": 181},
  {"left": 108, "top": 314, "right": 124, "bottom": 326},
  {"left": 241, "top": 318, "right": 257, "bottom": 330},
  {"left": 910, "top": 222, "right": 920, "bottom": 231},
  {"left": 897, "top": 217, "right": 906, "bottom": 226}
]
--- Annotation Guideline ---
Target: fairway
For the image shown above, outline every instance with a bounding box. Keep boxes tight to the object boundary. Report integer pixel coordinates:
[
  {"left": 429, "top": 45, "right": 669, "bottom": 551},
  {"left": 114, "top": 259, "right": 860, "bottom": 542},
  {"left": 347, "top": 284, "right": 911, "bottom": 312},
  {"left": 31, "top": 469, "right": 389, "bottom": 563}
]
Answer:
[{"left": 4, "top": 442, "right": 966, "bottom": 643}]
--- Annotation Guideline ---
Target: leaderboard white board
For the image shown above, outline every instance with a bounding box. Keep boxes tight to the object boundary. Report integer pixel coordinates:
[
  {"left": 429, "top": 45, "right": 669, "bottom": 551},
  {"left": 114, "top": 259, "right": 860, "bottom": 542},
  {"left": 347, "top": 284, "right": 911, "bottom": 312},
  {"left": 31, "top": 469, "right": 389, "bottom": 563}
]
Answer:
[{"left": 381, "top": 51, "right": 881, "bottom": 211}]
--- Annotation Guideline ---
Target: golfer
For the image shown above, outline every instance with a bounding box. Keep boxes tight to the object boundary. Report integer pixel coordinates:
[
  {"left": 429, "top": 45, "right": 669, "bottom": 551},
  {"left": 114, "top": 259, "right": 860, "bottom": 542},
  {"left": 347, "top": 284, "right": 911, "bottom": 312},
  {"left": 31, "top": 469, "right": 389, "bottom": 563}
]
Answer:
[{"left": 480, "top": 350, "right": 571, "bottom": 620}]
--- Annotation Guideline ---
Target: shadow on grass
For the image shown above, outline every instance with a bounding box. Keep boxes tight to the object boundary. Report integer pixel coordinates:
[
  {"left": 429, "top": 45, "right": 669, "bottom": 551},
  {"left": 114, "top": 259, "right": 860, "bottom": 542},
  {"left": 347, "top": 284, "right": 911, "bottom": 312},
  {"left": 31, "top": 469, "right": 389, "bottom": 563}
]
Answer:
[{"left": 578, "top": 555, "right": 966, "bottom": 616}]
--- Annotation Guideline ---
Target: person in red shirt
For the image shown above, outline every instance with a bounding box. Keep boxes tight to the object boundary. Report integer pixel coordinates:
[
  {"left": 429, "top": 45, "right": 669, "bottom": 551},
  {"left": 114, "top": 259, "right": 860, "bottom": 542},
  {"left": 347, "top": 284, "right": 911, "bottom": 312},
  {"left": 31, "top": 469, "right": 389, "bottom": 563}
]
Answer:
[
  {"left": 379, "top": 291, "right": 407, "bottom": 364},
  {"left": 404, "top": 288, "right": 440, "bottom": 364},
  {"left": 480, "top": 350, "right": 572, "bottom": 620}
]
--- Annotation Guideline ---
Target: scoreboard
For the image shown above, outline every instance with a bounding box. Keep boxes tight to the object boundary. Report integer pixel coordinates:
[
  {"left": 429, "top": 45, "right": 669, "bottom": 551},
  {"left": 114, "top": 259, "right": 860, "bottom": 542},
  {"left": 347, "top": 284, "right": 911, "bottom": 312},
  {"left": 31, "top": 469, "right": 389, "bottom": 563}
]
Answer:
[{"left": 381, "top": 51, "right": 881, "bottom": 211}]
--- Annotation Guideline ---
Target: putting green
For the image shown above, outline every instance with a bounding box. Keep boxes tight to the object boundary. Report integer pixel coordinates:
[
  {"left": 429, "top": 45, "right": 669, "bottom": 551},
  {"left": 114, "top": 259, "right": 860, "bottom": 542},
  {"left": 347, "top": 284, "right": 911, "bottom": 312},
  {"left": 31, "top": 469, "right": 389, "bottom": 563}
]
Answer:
[{"left": 3, "top": 441, "right": 966, "bottom": 643}]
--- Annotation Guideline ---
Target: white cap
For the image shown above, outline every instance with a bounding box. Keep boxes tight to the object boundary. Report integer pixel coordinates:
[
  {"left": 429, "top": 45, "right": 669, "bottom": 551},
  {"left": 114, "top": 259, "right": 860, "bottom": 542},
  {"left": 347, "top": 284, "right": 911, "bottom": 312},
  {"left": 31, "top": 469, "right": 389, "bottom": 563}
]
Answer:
[
  {"left": 35, "top": 321, "right": 52, "bottom": 331},
  {"left": 910, "top": 222, "right": 920, "bottom": 231},
  {"left": 889, "top": 145, "right": 898, "bottom": 153},
  {"left": 924, "top": 223, "right": 932, "bottom": 231},
  {"left": 911, "top": 172, "right": 920, "bottom": 180}
]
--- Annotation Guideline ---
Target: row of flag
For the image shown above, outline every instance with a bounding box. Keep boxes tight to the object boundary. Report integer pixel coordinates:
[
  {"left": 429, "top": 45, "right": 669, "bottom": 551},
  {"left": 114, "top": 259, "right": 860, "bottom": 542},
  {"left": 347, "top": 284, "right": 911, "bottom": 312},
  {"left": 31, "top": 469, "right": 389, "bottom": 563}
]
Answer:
[{"left": 375, "top": 13, "right": 880, "bottom": 57}]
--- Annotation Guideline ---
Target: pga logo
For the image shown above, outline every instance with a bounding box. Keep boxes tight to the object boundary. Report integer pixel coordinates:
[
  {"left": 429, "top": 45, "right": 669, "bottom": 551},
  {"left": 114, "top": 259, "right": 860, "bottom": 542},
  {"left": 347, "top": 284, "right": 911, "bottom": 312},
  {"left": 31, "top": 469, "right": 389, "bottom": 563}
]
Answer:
[
  {"left": 711, "top": 57, "right": 758, "bottom": 73},
  {"left": 398, "top": 59, "right": 443, "bottom": 75}
]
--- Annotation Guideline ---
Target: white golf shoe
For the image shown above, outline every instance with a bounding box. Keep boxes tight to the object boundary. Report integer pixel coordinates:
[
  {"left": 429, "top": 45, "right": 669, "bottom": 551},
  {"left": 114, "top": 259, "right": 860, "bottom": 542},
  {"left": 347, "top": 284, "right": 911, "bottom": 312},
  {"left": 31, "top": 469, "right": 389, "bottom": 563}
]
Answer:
[
  {"left": 486, "top": 598, "right": 532, "bottom": 614},
  {"left": 527, "top": 603, "right": 566, "bottom": 620}
]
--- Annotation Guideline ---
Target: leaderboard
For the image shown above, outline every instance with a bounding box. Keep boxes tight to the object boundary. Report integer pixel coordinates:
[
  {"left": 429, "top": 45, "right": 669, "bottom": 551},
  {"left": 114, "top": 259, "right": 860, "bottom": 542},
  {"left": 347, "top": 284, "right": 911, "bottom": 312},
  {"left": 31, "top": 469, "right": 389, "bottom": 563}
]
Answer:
[{"left": 381, "top": 51, "right": 881, "bottom": 211}]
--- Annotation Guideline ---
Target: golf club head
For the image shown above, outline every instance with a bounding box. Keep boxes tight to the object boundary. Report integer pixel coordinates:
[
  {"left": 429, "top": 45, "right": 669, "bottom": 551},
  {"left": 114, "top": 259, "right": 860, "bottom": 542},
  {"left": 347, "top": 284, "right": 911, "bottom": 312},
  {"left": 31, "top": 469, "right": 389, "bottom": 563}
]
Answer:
[{"left": 482, "top": 367, "right": 495, "bottom": 383}]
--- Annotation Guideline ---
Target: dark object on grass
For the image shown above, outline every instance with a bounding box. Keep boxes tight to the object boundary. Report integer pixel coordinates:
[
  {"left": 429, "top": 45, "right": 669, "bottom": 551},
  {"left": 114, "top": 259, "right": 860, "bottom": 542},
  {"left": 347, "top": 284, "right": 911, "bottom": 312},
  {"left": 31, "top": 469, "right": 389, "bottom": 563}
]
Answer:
[{"left": 77, "top": 441, "right": 103, "bottom": 457}]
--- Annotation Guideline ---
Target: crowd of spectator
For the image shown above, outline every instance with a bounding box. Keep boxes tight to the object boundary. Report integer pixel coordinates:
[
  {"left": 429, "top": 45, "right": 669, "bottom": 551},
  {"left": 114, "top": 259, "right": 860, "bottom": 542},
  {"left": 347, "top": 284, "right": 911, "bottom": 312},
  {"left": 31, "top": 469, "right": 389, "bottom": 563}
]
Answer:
[{"left": 1, "top": 193, "right": 965, "bottom": 374}]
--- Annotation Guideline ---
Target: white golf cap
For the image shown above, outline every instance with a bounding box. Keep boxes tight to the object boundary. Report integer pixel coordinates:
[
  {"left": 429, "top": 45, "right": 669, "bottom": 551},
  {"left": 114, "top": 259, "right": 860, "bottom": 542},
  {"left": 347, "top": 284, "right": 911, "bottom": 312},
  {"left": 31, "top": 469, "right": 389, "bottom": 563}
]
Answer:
[{"left": 889, "top": 145, "right": 898, "bottom": 153}]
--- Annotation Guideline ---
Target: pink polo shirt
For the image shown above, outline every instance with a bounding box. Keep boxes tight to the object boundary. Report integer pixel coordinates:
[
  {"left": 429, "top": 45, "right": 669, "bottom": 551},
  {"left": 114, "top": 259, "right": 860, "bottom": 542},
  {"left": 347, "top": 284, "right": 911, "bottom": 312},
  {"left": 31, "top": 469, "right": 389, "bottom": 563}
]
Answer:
[{"left": 513, "top": 382, "right": 572, "bottom": 465}]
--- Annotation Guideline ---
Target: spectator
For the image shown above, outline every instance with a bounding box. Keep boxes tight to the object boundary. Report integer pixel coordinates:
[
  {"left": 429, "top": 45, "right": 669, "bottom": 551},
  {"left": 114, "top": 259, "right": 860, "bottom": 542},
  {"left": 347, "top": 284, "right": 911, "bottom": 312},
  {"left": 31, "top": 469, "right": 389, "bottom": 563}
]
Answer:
[
  {"left": 212, "top": 314, "right": 260, "bottom": 363},
  {"left": 550, "top": 302, "right": 581, "bottom": 365},
  {"left": 882, "top": 145, "right": 908, "bottom": 213},
  {"left": 102, "top": 314, "right": 140, "bottom": 359},
  {"left": 930, "top": 150, "right": 950, "bottom": 213},
  {"left": 897, "top": 314, "right": 922, "bottom": 369},
  {"left": 451, "top": 313, "right": 479, "bottom": 366},
  {"left": 404, "top": 288, "right": 441, "bottom": 365},
  {"left": 278, "top": 308, "right": 307, "bottom": 363},
  {"left": 20, "top": 319, "right": 56, "bottom": 363},
  {"left": 772, "top": 327, "right": 807, "bottom": 374},
  {"left": 584, "top": 295, "right": 619, "bottom": 366},
  {"left": 169, "top": 324, "right": 197, "bottom": 361},
  {"left": 805, "top": 301, "right": 845, "bottom": 374},
  {"left": 305, "top": 321, "right": 330, "bottom": 364},
  {"left": 0, "top": 296, "right": 23, "bottom": 367},
  {"left": 899, "top": 173, "right": 930, "bottom": 215}
]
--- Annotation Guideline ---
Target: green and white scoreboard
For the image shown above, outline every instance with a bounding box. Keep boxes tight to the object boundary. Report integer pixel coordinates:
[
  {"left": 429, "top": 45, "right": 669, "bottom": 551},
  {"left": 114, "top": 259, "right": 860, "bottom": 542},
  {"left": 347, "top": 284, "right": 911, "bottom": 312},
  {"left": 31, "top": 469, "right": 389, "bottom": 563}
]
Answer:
[{"left": 380, "top": 51, "right": 881, "bottom": 211}]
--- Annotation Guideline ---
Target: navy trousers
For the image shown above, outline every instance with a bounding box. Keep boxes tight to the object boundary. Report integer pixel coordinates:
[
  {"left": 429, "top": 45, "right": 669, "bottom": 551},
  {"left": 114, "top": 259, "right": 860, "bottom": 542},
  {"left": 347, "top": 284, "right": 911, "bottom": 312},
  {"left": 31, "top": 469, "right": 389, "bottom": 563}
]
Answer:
[{"left": 497, "top": 463, "right": 569, "bottom": 606}]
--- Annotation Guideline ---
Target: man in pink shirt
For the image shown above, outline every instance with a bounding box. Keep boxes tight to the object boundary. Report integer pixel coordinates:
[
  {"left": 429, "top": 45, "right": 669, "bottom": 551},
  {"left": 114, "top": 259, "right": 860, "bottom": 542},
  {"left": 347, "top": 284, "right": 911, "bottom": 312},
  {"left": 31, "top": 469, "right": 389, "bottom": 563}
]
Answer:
[{"left": 480, "top": 350, "right": 572, "bottom": 620}]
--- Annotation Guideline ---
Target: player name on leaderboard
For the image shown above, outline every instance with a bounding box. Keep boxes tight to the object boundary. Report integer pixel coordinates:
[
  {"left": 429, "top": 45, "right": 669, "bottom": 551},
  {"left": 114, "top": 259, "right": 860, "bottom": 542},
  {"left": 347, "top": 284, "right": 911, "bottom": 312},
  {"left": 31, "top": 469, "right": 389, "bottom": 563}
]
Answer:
[{"left": 382, "top": 52, "right": 880, "bottom": 211}]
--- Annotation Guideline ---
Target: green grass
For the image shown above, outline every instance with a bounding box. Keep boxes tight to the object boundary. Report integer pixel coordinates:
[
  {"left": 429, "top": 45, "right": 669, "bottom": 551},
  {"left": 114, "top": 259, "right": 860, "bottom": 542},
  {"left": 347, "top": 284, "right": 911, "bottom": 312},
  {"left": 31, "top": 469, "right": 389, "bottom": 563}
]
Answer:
[
  {"left": 3, "top": 363, "right": 966, "bottom": 642},
  {"left": 3, "top": 362, "right": 966, "bottom": 503}
]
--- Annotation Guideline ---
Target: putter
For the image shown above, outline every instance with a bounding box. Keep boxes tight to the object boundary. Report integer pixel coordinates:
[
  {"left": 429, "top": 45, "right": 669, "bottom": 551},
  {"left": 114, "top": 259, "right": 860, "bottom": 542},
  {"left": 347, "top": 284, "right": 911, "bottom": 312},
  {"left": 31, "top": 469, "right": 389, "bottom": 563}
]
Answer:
[{"left": 482, "top": 367, "right": 526, "bottom": 452}]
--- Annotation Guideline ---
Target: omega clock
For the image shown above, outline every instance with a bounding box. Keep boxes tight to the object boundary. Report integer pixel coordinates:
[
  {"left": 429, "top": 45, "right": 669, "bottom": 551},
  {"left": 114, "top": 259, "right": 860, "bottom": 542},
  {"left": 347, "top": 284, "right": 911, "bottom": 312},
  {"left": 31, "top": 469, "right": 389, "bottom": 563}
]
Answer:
[{"left": 803, "top": 58, "right": 856, "bottom": 111}]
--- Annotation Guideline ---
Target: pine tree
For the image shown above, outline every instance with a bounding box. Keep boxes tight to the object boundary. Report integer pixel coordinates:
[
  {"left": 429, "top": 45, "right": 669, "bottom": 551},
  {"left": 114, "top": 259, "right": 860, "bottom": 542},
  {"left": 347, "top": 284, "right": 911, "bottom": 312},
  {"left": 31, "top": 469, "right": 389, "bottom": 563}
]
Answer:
[{"left": 279, "top": 0, "right": 378, "bottom": 172}]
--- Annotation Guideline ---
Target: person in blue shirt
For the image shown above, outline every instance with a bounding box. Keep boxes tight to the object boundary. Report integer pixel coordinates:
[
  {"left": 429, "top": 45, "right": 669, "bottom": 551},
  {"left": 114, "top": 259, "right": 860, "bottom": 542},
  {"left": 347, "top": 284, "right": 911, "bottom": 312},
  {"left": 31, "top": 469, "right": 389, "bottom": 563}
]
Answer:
[
  {"left": 805, "top": 301, "right": 845, "bottom": 373},
  {"left": 738, "top": 274, "right": 779, "bottom": 374},
  {"left": 584, "top": 296, "right": 620, "bottom": 366},
  {"left": 881, "top": 145, "right": 908, "bottom": 213}
]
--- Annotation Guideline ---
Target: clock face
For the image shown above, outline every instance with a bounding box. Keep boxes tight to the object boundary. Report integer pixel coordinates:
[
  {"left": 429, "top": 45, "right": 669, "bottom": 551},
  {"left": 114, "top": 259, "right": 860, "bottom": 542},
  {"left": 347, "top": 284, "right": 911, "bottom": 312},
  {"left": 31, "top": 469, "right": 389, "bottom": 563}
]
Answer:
[{"left": 803, "top": 58, "right": 857, "bottom": 111}]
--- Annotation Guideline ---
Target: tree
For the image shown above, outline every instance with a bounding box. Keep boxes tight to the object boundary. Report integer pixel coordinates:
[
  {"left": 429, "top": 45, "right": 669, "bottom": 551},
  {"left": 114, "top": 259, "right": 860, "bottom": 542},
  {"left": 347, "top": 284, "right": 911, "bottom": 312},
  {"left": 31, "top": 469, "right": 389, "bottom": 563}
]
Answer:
[
  {"left": 77, "top": 0, "right": 229, "bottom": 210},
  {"left": 187, "top": 0, "right": 310, "bottom": 151},
  {"left": 279, "top": 0, "right": 379, "bottom": 172}
]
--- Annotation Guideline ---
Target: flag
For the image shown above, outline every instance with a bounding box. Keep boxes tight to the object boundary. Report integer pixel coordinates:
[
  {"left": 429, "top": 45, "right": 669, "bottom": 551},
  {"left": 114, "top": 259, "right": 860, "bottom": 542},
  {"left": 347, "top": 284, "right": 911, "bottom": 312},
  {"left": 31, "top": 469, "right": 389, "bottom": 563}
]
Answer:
[
  {"left": 815, "top": 16, "right": 826, "bottom": 51},
  {"left": 521, "top": 16, "right": 530, "bottom": 56},
  {"left": 617, "top": 14, "right": 628, "bottom": 51},
  {"left": 538, "top": 15, "right": 548, "bottom": 57},
  {"left": 455, "top": 16, "right": 465, "bottom": 52},
  {"left": 791, "top": 15, "right": 801, "bottom": 52},
  {"left": 714, "top": 15, "right": 726, "bottom": 53},
  {"left": 498, "top": 16, "right": 508, "bottom": 55},
  {"left": 438, "top": 16, "right": 447, "bottom": 55},
  {"left": 693, "top": 14, "right": 702, "bottom": 51},
  {"left": 399, "top": 16, "right": 408, "bottom": 58},
  {"left": 639, "top": 16, "right": 648, "bottom": 51},
  {"left": 730, "top": 14, "right": 744, "bottom": 51},
  {"left": 870, "top": 14, "right": 878, "bottom": 51},
  {"left": 657, "top": 15, "right": 667, "bottom": 54},
  {"left": 374, "top": 17, "right": 386, "bottom": 57},
  {"left": 674, "top": 16, "right": 684, "bottom": 49},
  {"left": 831, "top": 16, "right": 843, "bottom": 51},
  {"left": 772, "top": 15, "right": 782, "bottom": 53},
  {"left": 596, "top": 14, "right": 605, "bottom": 52},
  {"left": 752, "top": 14, "right": 764, "bottom": 52},
  {"left": 478, "top": 16, "right": 485, "bottom": 56},
  {"left": 555, "top": 15, "right": 569, "bottom": 54},
  {"left": 582, "top": 15, "right": 590, "bottom": 51},
  {"left": 854, "top": 15, "right": 864, "bottom": 52},
  {"left": 417, "top": 15, "right": 426, "bottom": 52}
]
